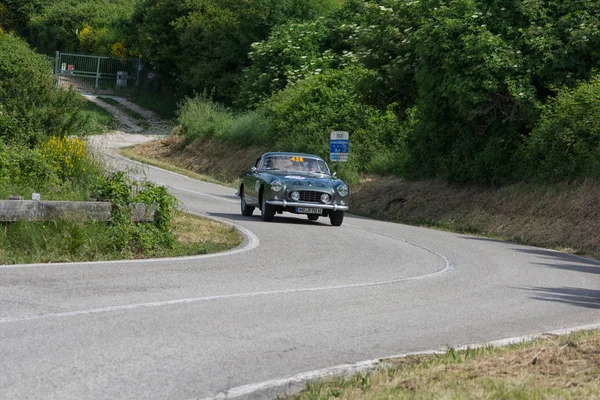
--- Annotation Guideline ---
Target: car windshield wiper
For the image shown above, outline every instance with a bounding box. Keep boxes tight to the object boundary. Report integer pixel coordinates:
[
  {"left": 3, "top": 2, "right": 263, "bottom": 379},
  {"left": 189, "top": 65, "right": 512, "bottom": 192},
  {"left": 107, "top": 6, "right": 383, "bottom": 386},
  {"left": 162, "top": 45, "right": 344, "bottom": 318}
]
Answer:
[{"left": 263, "top": 168, "right": 287, "bottom": 172}]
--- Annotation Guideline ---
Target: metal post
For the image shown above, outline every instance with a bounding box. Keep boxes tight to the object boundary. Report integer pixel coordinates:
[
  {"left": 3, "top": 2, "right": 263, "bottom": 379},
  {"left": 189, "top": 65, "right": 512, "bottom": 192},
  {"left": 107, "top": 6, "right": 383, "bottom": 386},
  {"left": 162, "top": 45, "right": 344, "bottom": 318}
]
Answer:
[
  {"left": 54, "top": 51, "right": 60, "bottom": 86},
  {"left": 95, "top": 56, "right": 101, "bottom": 93},
  {"left": 135, "top": 57, "right": 142, "bottom": 93}
]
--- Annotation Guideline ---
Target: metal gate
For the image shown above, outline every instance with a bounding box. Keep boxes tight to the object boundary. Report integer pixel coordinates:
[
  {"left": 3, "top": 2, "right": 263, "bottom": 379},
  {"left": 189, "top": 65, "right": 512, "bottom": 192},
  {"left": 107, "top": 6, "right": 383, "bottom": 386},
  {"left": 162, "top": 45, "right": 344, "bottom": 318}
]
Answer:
[{"left": 54, "top": 52, "right": 142, "bottom": 95}]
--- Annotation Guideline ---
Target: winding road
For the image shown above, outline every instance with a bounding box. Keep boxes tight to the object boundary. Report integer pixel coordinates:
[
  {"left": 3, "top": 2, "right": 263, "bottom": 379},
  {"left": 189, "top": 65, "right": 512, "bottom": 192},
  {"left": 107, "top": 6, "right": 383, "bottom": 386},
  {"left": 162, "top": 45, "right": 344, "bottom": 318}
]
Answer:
[{"left": 1, "top": 135, "right": 599, "bottom": 399}]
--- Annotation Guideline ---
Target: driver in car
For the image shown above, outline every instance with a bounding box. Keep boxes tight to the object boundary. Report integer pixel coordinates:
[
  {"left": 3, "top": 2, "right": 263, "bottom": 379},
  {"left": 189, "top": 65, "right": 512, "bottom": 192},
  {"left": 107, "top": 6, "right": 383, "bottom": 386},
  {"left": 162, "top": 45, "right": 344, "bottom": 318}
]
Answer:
[{"left": 305, "top": 159, "right": 318, "bottom": 173}]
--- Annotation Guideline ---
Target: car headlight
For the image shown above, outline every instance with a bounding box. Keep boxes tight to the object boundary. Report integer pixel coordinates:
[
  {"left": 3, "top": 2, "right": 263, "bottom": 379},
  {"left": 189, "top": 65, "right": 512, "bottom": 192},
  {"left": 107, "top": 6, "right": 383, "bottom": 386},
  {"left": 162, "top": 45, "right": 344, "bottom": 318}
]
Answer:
[
  {"left": 290, "top": 191, "right": 300, "bottom": 201},
  {"left": 336, "top": 184, "right": 348, "bottom": 197},
  {"left": 271, "top": 180, "right": 283, "bottom": 192},
  {"left": 320, "top": 193, "right": 330, "bottom": 204}
]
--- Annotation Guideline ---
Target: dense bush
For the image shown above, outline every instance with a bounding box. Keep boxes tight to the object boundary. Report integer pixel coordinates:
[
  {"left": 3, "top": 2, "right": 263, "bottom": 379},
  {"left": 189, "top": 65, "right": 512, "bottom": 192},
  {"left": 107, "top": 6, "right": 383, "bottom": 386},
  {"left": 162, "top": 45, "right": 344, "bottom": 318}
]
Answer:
[
  {"left": 237, "top": 20, "right": 335, "bottom": 108},
  {"left": 178, "top": 95, "right": 272, "bottom": 147},
  {"left": 406, "top": 0, "right": 600, "bottom": 184},
  {"left": 91, "top": 171, "right": 178, "bottom": 253},
  {"left": 131, "top": 0, "right": 341, "bottom": 104},
  {"left": 0, "top": 31, "right": 86, "bottom": 147},
  {"left": 525, "top": 76, "right": 600, "bottom": 180},
  {"left": 0, "top": 142, "right": 59, "bottom": 195},
  {"left": 261, "top": 67, "right": 405, "bottom": 182},
  {"left": 27, "top": 0, "right": 139, "bottom": 54}
]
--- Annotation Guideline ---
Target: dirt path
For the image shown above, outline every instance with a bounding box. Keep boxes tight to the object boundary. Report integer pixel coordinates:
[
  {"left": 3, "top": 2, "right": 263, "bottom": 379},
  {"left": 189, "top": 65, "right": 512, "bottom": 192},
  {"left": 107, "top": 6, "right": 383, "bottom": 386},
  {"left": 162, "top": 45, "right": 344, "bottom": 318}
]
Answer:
[{"left": 84, "top": 94, "right": 170, "bottom": 151}]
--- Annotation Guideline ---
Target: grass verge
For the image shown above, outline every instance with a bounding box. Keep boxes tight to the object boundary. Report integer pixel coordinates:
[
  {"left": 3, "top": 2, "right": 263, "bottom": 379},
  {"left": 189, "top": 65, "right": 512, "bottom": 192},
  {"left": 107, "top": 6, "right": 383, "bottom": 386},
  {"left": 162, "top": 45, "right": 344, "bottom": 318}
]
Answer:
[
  {"left": 119, "top": 146, "right": 235, "bottom": 187},
  {"left": 0, "top": 212, "right": 241, "bottom": 264},
  {"left": 129, "top": 93, "right": 180, "bottom": 120},
  {"left": 292, "top": 330, "right": 600, "bottom": 399},
  {"left": 98, "top": 96, "right": 151, "bottom": 130},
  {"left": 80, "top": 99, "right": 117, "bottom": 135}
]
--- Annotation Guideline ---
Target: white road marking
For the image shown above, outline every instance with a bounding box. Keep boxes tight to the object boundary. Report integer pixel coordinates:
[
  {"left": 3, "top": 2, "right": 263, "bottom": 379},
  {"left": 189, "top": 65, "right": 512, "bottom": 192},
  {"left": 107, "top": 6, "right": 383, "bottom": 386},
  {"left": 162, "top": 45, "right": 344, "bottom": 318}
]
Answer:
[
  {"left": 0, "top": 257, "right": 451, "bottom": 324},
  {"left": 169, "top": 185, "right": 239, "bottom": 204},
  {"left": 198, "top": 322, "right": 600, "bottom": 400}
]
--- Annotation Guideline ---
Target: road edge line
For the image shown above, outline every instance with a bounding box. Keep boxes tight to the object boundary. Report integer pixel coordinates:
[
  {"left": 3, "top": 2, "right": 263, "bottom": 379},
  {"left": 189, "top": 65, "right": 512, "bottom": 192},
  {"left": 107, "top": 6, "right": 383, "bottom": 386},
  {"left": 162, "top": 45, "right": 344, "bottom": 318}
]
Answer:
[{"left": 201, "top": 322, "right": 600, "bottom": 400}]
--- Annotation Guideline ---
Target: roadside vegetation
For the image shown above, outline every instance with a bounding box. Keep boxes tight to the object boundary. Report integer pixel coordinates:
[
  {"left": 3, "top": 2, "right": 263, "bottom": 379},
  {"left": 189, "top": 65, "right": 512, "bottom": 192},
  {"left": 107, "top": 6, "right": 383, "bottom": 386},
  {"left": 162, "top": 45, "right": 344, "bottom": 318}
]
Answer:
[
  {"left": 292, "top": 330, "right": 600, "bottom": 399},
  {"left": 8, "top": 0, "right": 596, "bottom": 254},
  {"left": 0, "top": 30, "right": 240, "bottom": 264},
  {"left": 3, "top": 1, "right": 599, "bottom": 394}
]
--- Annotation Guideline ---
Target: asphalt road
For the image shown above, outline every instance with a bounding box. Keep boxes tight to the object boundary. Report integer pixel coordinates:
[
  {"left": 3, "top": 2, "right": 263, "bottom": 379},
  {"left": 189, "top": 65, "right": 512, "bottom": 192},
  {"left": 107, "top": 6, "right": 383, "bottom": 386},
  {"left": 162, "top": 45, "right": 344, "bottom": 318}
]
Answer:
[{"left": 1, "top": 142, "right": 599, "bottom": 399}]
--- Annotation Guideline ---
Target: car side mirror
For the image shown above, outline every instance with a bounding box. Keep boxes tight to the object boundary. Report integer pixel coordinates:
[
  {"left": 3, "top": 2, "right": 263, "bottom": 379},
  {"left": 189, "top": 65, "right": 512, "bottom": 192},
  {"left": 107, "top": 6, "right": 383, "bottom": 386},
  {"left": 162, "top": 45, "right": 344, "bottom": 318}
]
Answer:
[
  {"left": 251, "top": 167, "right": 258, "bottom": 173},
  {"left": 332, "top": 172, "right": 337, "bottom": 178}
]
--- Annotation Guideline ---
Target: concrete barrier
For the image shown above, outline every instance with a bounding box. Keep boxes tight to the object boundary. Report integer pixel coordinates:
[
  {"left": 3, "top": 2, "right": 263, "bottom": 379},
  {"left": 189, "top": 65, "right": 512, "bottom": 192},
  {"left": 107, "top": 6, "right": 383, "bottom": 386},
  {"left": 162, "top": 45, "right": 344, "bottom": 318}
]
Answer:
[{"left": 0, "top": 201, "right": 155, "bottom": 222}]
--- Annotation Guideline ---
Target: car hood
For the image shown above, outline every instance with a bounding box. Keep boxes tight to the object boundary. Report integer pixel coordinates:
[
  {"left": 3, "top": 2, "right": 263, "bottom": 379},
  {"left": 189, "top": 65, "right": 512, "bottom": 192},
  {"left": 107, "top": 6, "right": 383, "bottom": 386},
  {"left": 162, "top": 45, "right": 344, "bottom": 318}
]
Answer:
[{"left": 266, "top": 171, "right": 340, "bottom": 188}]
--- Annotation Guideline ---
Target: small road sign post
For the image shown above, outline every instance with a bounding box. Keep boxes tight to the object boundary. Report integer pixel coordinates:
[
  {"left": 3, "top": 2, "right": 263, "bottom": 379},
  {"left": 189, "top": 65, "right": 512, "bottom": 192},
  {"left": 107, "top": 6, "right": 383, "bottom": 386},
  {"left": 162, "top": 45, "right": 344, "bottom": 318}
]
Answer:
[{"left": 330, "top": 131, "right": 349, "bottom": 168}]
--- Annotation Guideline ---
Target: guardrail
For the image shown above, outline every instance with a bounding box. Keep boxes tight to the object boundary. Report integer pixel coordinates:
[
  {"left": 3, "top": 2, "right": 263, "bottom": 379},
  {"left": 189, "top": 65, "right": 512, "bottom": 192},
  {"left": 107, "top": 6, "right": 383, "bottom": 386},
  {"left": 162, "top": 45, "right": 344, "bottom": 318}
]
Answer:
[{"left": 0, "top": 200, "right": 155, "bottom": 222}]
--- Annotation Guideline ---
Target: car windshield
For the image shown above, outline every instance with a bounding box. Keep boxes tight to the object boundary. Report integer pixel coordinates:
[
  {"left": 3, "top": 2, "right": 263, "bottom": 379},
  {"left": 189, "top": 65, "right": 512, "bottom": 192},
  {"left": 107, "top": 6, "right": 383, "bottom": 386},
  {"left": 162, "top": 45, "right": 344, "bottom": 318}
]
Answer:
[{"left": 263, "top": 156, "right": 329, "bottom": 174}]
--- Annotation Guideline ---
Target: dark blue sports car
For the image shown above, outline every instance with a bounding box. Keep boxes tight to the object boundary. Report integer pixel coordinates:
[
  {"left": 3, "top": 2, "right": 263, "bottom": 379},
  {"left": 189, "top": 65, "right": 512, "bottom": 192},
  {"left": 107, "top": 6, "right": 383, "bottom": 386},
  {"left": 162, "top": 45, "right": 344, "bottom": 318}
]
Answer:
[{"left": 237, "top": 152, "right": 349, "bottom": 226}]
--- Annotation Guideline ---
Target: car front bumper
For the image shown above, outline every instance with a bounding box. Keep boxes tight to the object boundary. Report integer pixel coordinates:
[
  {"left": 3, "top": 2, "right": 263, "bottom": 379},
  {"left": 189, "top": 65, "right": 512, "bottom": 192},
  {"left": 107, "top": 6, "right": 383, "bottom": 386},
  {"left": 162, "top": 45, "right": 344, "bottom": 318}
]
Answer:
[{"left": 266, "top": 199, "right": 349, "bottom": 211}]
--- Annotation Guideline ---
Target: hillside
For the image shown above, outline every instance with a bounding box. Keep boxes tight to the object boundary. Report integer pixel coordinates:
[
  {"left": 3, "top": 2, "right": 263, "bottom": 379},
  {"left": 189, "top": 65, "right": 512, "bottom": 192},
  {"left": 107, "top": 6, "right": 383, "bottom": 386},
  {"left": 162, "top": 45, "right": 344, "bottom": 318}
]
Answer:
[{"left": 125, "top": 134, "right": 600, "bottom": 260}]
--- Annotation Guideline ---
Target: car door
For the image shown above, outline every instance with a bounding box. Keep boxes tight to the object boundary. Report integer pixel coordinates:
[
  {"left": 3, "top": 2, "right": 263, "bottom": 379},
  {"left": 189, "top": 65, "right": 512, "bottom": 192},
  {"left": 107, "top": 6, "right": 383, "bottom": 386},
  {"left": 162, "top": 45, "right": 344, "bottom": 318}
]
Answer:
[{"left": 244, "top": 157, "right": 262, "bottom": 206}]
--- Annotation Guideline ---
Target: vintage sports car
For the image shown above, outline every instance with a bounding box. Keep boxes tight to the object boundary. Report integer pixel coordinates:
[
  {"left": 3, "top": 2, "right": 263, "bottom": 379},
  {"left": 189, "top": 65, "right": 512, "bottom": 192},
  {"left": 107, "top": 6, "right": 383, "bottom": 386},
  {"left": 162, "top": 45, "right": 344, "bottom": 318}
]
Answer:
[{"left": 237, "top": 152, "right": 349, "bottom": 226}]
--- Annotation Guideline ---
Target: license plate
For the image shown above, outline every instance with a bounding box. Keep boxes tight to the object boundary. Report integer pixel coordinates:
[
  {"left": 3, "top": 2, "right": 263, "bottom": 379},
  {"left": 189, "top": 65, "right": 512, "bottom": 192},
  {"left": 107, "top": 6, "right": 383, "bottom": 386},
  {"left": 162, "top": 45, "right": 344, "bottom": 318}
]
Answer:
[{"left": 297, "top": 207, "right": 322, "bottom": 214}]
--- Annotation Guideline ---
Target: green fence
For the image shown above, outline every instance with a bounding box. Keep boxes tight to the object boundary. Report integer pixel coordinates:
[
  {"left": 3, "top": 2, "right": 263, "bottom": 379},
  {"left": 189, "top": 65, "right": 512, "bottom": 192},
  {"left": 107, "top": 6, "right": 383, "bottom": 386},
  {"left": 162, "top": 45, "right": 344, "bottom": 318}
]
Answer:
[{"left": 54, "top": 52, "right": 142, "bottom": 95}]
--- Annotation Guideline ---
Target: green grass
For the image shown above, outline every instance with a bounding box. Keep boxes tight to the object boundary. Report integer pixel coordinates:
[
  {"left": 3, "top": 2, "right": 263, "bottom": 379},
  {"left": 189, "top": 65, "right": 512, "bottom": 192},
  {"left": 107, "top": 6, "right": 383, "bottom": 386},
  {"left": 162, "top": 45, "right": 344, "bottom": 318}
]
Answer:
[
  {"left": 98, "top": 96, "right": 146, "bottom": 121},
  {"left": 0, "top": 212, "right": 241, "bottom": 264},
  {"left": 130, "top": 93, "right": 180, "bottom": 120},
  {"left": 80, "top": 99, "right": 117, "bottom": 135},
  {"left": 292, "top": 330, "right": 600, "bottom": 399}
]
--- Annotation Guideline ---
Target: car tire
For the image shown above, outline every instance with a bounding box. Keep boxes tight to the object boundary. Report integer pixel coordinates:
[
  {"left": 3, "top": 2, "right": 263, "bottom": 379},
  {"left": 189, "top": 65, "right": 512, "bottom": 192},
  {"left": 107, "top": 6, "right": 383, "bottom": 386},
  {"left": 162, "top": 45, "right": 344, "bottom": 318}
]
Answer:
[
  {"left": 329, "top": 210, "right": 344, "bottom": 226},
  {"left": 260, "top": 192, "right": 275, "bottom": 222},
  {"left": 240, "top": 188, "right": 254, "bottom": 217},
  {"left": 307, "top": 215, "right": 319, "bottom": 221}
]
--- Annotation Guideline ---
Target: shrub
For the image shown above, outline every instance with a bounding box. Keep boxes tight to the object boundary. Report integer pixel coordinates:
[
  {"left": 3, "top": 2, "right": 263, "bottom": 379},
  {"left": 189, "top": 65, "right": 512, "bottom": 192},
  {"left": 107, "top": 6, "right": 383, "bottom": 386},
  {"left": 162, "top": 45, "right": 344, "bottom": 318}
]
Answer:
[
  {"left": 0, "top": 31, "right": 86, "bottom": 147},
  {"left": 91, "top": 172, "right": 178, "bottom": 253},
  {"left": 525, "top": 76, "right": 600, "bottom": 180},
  {"left": 177, "top": 95, "right": 271, "bottom": 147},
  {"left": 132, "top": 0, "right": 341, "bottom": 104},
  {"left": 28, "top": 0, "right": 137, "bottom": 54},
  {"left": 237, "top": 20, "right": 335, "bottom": 108},
  {"left": 41, "top": 136, "right": 91, "bottom": 181},
  {"left": 0, "top": 142, "right": 59, "bottom": 195},
  {"left": 261, "top": 67, "right": 404, "bottom": 182}
]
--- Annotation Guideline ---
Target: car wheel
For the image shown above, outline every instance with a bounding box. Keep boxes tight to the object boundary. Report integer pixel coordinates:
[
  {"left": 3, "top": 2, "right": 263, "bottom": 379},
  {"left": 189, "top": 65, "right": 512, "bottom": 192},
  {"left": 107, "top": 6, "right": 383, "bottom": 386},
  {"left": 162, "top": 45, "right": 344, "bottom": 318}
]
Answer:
[
  {"left": 240, "top": 188, "right": 254, "bottom": 217},
  {"left": 329, "top": 210, "right": 344, "bottom": 226},
  {"left": 307, "top": 214, "right": 319, "bottom": 221},
  {"left": 260, "top": 192, "right": 275, "bottom": 222}
]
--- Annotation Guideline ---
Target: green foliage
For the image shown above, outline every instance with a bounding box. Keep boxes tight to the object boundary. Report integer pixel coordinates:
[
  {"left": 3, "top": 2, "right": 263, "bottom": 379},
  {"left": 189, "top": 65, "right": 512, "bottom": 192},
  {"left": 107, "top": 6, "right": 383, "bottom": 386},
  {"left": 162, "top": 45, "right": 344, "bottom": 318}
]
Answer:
[
  {"left": 0, "top": 31, "right": 87, "bottom": 147},
  {"left": 177, "top": 95, "right": 271, "bottom": 147},
  {"left": 0, "top": 142, "right": 59, "bottom": 192},
  {"left": 132, "top": 0, "right": 341, "bottom": 104},
  {"left": 91, "top": 171, "right": 178, "bottom": 253},
  {"left": 260, "top": 67, "right": 405, "bottom": 182},
  {"left": 0, "top": 220, "right": 114, "bottom": 264},
  {"left": 0, "top": 0, "right": 50, "bottom": 34},
  {"left": 337, "top": 0, "right": 421, "bottom": 111},
  {"left": 79, "top": 99, "right": 117, "bottom": 135},
  {"left": 525, "top": 76, "right": 600, "bottom": 180},
  {"left": 27, "top": 0, "right": 139, "bottom": 54},
  {"left": 237, "top": 20, "right": 337, "bottom": 107},
  {"left": 406, "top": 0, "right": 600, "bottom": 184}
]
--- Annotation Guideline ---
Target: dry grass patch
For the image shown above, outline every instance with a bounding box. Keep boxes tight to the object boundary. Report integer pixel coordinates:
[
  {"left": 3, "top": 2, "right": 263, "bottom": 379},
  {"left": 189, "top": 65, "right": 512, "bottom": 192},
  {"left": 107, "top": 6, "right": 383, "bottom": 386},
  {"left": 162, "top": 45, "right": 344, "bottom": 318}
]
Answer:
[
  {"left": 351, "top": 177, "right": 600, "bottom": 259},
  {"left": 294, "top": 330, "right": 600, "bottom": 399},
  {"left": 120, "top": 146, "right": 226, "bottom": 186},
  {"left": 173, "top": 212, "right": 239, "bottom": 246},
  {"left": 125, "top": 134, "right": 267, "bottom": 185},
  {"left": 166, "top": 212, "right": 242, "bottom": 257}
]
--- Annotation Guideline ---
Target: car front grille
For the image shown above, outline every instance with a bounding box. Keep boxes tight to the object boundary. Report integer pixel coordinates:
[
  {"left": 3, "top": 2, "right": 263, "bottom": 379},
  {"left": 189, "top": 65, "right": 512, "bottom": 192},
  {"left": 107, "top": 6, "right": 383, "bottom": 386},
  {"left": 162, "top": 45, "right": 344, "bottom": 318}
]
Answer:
[{"left": 291, "top": 191, "right": 327, "bottom": 203}]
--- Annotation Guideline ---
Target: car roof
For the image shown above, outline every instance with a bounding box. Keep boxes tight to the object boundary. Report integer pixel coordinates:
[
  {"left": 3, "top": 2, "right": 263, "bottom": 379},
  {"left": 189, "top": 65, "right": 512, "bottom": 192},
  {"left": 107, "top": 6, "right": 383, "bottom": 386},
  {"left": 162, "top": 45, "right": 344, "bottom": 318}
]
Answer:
[{"left": 261, "top": 152, "right": 324, "bottom": 161}]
